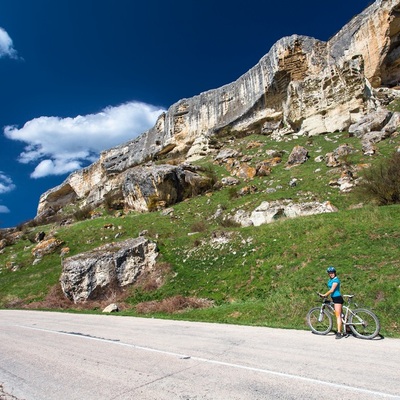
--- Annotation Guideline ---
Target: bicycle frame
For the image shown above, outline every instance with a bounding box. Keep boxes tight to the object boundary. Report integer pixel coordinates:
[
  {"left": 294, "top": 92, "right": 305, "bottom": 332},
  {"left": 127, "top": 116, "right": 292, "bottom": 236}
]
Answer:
[{"left": 319, "top": 295, "right": 359, "bottom": 331}]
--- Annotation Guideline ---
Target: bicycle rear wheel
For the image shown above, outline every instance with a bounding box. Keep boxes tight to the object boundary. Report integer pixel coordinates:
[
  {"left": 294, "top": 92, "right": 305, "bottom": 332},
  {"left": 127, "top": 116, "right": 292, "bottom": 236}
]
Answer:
[
  {"left": 307, "top": 307, "right": 333, "bottom": 335},
  {"left": 349, "top": 308, "right": 380, "bottom": 339}
]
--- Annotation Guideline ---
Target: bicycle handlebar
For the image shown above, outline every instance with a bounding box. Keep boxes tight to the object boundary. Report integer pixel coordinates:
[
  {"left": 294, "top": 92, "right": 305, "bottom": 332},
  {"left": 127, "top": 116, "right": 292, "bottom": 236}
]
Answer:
[{"left": 316, "top": 292, "right": 355, "bottom": 298}]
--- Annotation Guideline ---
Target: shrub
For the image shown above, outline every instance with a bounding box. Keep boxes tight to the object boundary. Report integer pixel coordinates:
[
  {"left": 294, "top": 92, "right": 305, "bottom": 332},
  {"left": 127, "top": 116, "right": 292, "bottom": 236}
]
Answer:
[
  {"left": 202, "top": 165, "right": 218, "bottom": 186},
  {"left": 134, "top": 262, "right": 172, "bottom": 292},
  {"left": 147, "top": 194, "right": 162, "bottom": 212},
  {"left": 228, "top": 187, "right": 239, "bottom": 199},
  {"left": 135, "top": 295, "right": 214, "bottom": 314},
  {"left": 190, "top": 220, "right": 207, "bottom": 232},
  {"left": 356, "top": 151, "right": 400, "bottom": 205},
  {"left": 73, "top": 206, "right": 93, "bottom": 221}
]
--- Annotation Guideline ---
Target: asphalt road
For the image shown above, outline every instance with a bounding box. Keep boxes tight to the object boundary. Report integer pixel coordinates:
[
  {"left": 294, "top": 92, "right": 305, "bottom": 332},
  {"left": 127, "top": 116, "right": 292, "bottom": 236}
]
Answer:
[{"left": 0, "top": 310, "right": 399, "bottom": 400}]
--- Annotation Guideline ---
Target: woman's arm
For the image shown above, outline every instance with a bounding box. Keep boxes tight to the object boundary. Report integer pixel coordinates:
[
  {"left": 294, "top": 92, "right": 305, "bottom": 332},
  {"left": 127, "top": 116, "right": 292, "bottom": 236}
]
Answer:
[{"left": 319, "top": 282, "right": 338, "bottom": 297}]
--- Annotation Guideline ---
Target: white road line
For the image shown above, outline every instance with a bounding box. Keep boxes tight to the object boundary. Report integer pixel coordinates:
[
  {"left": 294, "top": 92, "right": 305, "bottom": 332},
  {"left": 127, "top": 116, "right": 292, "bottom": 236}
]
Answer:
[{"left": 17, "top": 324, "right": 400, "bottom": 399}]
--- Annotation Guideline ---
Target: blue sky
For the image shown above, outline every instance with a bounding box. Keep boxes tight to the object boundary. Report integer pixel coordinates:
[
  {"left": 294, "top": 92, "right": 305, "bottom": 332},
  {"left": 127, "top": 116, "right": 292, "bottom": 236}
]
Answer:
[{"left": 0, "top": 0, "right": 370, "bottom": 228}]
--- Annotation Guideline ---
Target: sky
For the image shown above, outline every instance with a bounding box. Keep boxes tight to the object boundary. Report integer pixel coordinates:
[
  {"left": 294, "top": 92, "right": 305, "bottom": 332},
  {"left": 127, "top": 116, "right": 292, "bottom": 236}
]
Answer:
[{"left": 0, "top": 0, "right": 371, "bottom": 228}]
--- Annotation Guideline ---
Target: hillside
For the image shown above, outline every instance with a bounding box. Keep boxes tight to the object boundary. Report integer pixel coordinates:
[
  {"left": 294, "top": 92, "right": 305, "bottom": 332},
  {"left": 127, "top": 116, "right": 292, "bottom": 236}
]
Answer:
[{"left": 0, "top": 126, "right": 399, "bottom": 337}]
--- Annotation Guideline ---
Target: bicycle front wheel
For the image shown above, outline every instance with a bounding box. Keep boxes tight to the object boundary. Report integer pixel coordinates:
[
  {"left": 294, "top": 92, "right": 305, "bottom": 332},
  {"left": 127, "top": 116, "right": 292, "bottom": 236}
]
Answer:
[
  {"left": 307, "top": 307, "right": 333, "bottom": 335},
  {"left": 349, "top": 308, "right": 380, "bottom": 339}
]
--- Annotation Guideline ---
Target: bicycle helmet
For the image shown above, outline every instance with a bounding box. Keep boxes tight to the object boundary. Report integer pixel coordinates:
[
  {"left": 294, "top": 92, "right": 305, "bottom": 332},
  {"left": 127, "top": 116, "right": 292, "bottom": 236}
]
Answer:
[{"left": 326, "top": 266, "right": 336, "bottom": 273}]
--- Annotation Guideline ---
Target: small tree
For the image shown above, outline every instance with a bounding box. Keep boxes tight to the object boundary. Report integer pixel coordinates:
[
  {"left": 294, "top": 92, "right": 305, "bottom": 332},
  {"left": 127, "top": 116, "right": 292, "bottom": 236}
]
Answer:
[{"left": 357, "top": 151, "right": 400, "bottom": 205}]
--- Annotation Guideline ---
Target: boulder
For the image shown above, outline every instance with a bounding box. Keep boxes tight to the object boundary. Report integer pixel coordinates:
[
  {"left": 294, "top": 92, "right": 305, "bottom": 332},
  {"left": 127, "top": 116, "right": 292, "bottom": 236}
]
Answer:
[
  {"left": 333, "top": 144, "right": 357, "bottom": 157},
  {"left": 32, "top": 238, "right": 64, "bottom": 258},
  {"left": 348, "top": 110, "right": 392, "bottom": 138},
  {"left": 325, "top": 153, "right": 340, "bottom": 168},
  {"left": 214, "top": 148, "right": 242, "bottom": 163},
  {"left": 233, "top": 163, "right": 257, "bottom": 180},
  {"left": 220, "top": 177, "right": 240, "bottom": 186},
  {"left": 235, "top": 200, "right": 337, "bottom": 227},
  {"left": 383, "top": 112, "right": 400, "bottom": 134},
  {"left": 255, "top": 162, "right": 272, "bottom": 177},
  {"left": 362, "top": 141, "right": 378, "bottom": 156},
  {"left": 362, "top": 130, "right": 392, "bottom": 144},
  {"left": 325, "top": 144, "right": 357, "bottom": 167},
  {"left": 286, "top": 146, "right": 309, "bottom": 167},
  {"left": 60, "top": 237, "right": 158, "bottom": 303},
  {"left": 102, "top": 303, "right": 119, "bottom": 313}
]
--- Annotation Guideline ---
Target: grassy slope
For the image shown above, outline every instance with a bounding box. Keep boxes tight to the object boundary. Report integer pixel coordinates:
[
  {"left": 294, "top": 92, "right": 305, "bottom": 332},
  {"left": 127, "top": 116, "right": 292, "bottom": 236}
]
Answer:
[{"left": 0, "top": 130, "right": 399, "bottom": 337}]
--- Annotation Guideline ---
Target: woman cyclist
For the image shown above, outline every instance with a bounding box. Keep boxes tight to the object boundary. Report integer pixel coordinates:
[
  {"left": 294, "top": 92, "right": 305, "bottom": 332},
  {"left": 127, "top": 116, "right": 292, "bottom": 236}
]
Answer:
[{"left": 319, "top": 266, "right": 345, "bottom": 339}]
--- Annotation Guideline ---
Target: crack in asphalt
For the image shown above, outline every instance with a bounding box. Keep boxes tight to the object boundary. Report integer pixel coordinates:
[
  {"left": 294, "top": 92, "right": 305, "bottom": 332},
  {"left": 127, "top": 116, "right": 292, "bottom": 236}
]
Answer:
[{"left": 58, "top": 331, "right": 121, "bottom": 342}]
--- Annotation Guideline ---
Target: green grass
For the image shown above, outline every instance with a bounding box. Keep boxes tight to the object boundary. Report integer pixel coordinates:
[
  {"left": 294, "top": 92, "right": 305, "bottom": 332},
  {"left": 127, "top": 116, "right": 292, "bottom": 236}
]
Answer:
[{"left": 0, "top": 131, "right": 399, "bottom": 337}]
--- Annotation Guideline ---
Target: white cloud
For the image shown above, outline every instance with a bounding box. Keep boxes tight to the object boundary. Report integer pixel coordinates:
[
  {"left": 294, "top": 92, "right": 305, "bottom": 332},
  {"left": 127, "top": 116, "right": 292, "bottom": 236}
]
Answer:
[
  {"left": 31, "top": 159, "right": 83, "bottom": 179},
  {"left": 4, "top": 101, "right": 165, "bottom": 178},
  {"left": 0, "top": 27, "right": 18, "bottom": 59},
  {"left": 0, "top": 205, "right": 11, "bottom": 214},
  {"left": 0, "top": 172, "right": 16, "bottom": 194}
]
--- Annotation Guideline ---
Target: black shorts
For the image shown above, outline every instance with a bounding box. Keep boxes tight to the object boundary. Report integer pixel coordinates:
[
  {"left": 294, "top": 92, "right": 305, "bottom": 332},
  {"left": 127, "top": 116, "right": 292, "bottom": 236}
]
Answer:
[{"left": 332, "top": 295, "right": 344, "bottom": 304}]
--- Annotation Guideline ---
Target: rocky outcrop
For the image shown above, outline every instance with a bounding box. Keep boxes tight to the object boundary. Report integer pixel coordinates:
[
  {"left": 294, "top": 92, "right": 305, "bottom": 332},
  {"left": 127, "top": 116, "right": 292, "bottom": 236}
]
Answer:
[
  {"left": 60, "top": 237, "right": 158, "bottom": 303},
  {"left": 328, "top": 0, "right": 400, "bottom": 88},
  {"left": 232, "top": 200, "right": 338, "bottom": 227},
  {"left": 36, "top": 163, "right": 214, "bottom": 219},
  {"left": 35, "top": 0, "right": 400, "bottom": 222},
  {"left": 121, "top": 163, "right": 213, "bottom": 212}
]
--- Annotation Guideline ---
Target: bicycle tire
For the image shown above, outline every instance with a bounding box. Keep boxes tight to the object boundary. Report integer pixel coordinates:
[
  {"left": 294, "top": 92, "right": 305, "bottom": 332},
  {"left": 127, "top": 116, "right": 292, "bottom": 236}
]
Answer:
[
  {"left": 306, "top": 307, "right": 333, "bottom": 335},
  {"left": 349, "top": 308, "right": 380, "bottom": 339}
]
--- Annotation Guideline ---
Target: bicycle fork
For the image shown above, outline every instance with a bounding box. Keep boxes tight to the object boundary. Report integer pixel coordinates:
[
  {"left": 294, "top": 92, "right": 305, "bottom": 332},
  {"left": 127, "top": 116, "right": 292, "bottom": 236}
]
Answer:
[{"left": 318, "top": 306, "right": 325, "bottom": 322}]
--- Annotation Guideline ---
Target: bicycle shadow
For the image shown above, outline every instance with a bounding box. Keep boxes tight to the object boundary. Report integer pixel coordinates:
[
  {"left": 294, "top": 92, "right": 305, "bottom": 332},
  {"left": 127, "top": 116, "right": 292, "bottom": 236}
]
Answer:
[
  {"left": 339, "top": 331, "right": 385, "bottom": 340},
  {"left": 312, "top": 331, "right": 385, "bottom": 340}
]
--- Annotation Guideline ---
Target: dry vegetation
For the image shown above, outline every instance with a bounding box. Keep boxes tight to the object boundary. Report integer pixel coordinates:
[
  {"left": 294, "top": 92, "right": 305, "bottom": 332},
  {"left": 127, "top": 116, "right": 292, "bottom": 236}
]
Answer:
[{"left": 135, "top": 295, "right": 214, "bottom": 314}]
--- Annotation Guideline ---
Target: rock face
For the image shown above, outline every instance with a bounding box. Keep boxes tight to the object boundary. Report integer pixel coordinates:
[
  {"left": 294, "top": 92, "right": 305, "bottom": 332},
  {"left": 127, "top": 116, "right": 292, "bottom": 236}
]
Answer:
[
  {"left": 35, "top": 163, "right": 214, "bottom": 221},
  {"left": 36, "top": 0, "right": 400, "bottom": 221},
  {"left": 60, "top": 237, "right": 158, "bottom": 303},
  {"left": 328, "top": 0, "right": 400, "bottom": 88},
  {"left": 232, "top": 200, "right": 338, "bottom": 227},
  {"left": 122, "top": 163, "right": 213, "bottom": 212}
]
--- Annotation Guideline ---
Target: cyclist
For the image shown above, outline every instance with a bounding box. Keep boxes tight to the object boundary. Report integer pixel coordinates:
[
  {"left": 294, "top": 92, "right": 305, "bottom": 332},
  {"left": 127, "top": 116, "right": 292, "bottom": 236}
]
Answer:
[{"left": 319, "top": 266, "right": 345, "bottom": 339}]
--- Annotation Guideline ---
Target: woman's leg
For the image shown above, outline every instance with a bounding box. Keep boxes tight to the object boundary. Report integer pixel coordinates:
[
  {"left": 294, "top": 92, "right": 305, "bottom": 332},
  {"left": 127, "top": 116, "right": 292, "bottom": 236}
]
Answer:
[{"left": 335, "top": 303, "right": 343, "bottom": 334}]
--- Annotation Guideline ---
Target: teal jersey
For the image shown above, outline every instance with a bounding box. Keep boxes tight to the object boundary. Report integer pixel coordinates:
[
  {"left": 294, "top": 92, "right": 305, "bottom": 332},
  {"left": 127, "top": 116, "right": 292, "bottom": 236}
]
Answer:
[{"left": 328, "top": 276, "right": 341, "bottom": 297}]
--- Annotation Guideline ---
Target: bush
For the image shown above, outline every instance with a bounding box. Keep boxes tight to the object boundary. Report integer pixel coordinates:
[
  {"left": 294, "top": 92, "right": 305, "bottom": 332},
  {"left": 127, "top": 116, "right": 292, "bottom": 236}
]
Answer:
[
  {"left": 135, "top": 295, "right": 214, "bottom": 314},
  {"left": 147, "top": 194, "right": 162, "bottom": 212},
  {"left": 357, "top": 151, "right": 400, "bottom": 205},
  {"left": 228, "top": 187, "right": 239, "bottom": 199},
  {"left": 190, "top": 220, "right": 207, "bottom": 232},
  {"left": 202, "top": 165, "right": 218, "bottom": 186},
  {"left": 73, "top": 206, "right": 93, "bottom": 221}
]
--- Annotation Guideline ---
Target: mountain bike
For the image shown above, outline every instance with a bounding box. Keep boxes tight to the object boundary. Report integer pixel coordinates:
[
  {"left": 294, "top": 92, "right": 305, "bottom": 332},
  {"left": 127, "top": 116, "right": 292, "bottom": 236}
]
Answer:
[{"left": 306, "top": 294, "right": 380, "bottom": 339}]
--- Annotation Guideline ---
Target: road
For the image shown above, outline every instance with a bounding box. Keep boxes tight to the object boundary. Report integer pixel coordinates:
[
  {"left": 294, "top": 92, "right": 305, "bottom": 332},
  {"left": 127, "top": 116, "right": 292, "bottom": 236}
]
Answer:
[{"left": 0, "top": 310, "right": 399, "bottom": 400}]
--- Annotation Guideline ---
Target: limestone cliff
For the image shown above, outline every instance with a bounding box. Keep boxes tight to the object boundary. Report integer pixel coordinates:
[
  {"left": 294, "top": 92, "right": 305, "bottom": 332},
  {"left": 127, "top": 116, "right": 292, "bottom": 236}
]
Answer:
[{"left": 36, "top": 0, "right": 400, "bottom": 220}]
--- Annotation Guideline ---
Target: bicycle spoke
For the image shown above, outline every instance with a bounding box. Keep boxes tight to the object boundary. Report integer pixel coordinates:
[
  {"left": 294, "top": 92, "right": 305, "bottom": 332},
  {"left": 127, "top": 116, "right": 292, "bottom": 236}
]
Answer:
[{"left": 349, "top": 309, "right": 380, "bottom": 339}]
